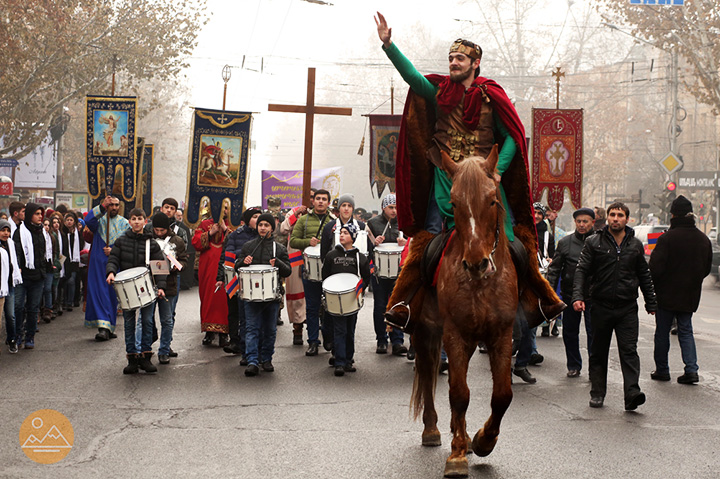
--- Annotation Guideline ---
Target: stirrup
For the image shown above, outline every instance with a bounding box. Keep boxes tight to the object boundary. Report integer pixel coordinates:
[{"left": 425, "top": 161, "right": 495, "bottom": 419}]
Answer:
[{"left": 384, "top": 301, "right": 411, "bottom": 331}]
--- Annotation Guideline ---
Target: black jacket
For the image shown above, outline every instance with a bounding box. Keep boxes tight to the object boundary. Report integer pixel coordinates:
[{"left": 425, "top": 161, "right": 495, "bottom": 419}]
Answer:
[
  {"left": 320, "top": 217, "right": 368, "bottom": 261},
  {"left": 536, "top": 220, "right": 555, "bottom": 259},
  {"left": 321, "top": 244, "right": 372, "bottom": 287},
  {"left": 572, "top": 226, "right": 657, "bottom": 312},
  {"left": 13, "top": 214, "right": 52, "bottom": 282},
  {"left": 237, "top": 235, "right": 292, "bottom": 279},
  {"left": 547, "top": 230, "right": 595, "bottom": 300},
  {"left": 153, "top": 229, "right": 188, "bottom": 297},
  {"left": 367, "top": 213, "right": 401, "bottom": 243},
  {"left": 61, "top": 228, "right": 85, "bottom": 274},
  {"left": 649, "top": 216, "right": 712, "bottom": 313},
  {"left": 106, "top": 229, "right": 167, "bottom": 290},
  {"left": 216, "top": 225, "right": 258, "bottom": 282}
]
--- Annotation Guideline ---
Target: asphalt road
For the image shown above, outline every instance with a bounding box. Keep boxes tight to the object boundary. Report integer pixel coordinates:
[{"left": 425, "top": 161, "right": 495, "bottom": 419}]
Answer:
[{"left": 1, "top": 283, "right": 719, "bottom": 478}]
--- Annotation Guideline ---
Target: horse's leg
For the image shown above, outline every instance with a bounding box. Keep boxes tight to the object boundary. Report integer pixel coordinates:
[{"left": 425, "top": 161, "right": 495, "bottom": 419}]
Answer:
[
  {"left": 411, "top": 319, "right": 442, "bottom": 447},
  {"left": 443, "top": 323, "right": 475, "bottom": 478},
  {"left": 472, "top": 327, "right": 513, "bottom": 457}
]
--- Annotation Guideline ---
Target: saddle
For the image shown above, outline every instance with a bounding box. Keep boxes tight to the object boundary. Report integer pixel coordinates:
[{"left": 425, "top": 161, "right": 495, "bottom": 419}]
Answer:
[{"left": 420, "top": 230, "right": 454, "bottom": 287}]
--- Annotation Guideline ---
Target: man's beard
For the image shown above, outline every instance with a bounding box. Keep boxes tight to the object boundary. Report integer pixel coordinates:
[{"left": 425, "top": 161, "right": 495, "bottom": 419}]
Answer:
[
  {"left": 450, "top": 66, "right": 473, "bottom": 83},
  {"left": 109, "top": 210, "right": 118, "bottom": 218}
]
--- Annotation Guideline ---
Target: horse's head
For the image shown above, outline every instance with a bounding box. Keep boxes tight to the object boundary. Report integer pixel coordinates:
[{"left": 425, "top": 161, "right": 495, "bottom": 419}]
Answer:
[{"left": 441, "top": 145, "right": 502, "bottom": 280}]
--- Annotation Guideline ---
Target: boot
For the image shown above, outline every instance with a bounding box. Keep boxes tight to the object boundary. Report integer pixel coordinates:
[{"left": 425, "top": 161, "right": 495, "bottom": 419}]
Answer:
[
  {"left": 95, "top": 328, "right": 111, "bottom": 341},
  {"left": 137, "top": 352, "right": 158, "bottom": 373},
  {"left": 123, "top": 354, "right": 139, "bottom": 374},
  {"left": 41, "top": 307, "right": 52, "bottom": 324},
  {"left": 292, "top": 323, "right": 303, "bottom": 345},
  {"left": 218, "top": 334, "right": 230, "bottom": 348}
]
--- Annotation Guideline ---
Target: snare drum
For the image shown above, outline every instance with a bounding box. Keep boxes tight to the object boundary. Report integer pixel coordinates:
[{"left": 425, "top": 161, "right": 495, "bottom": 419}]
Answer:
[
  {"left": 303, "top": 245, "right": 322, "bottom": 282},
  {"left": 223, "top": 265, "right": 236, "bottom": 284},
  {"left": 374, "top": 243, "right": 404, "bottom": 279},
  {"left": 238, "top": 265, "right": 279, "bottom": 302},
  {"left": 113, "top": 267, "right": 157, "bottom": 311},
  {"left": 322, "top": 273, "right": 364, "bottom": 316}
]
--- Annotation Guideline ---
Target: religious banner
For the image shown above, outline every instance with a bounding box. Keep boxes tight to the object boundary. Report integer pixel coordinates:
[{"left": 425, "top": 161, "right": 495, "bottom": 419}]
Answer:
[
  {"left": 261, "top": 167, "right": 343, "bottom": 209},
  {"left": 369, "top": 114, "right": 401, "bottom": 196},
  {"left": 531, "top": 108, "right": 583, "bottom": 211},
  {"left": 185, "top": 108, "right": 252, "bottom": 228},
  {"left": 85, "top": 96, "right": 138, "bottom": 202},
  {"left": 136, "top": 143, "right": 153, "bottom": 214}
]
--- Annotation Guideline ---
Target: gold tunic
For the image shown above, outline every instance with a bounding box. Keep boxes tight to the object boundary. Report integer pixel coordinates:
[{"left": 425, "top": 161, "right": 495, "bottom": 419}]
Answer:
[{"left": 433, "top": 89, "right": 495, "bottom": 163}]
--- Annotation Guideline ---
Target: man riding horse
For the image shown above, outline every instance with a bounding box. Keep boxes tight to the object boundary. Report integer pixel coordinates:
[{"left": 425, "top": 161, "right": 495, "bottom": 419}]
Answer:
[{"left": 374, "top": 12, "right": 565, "bottom": 328}]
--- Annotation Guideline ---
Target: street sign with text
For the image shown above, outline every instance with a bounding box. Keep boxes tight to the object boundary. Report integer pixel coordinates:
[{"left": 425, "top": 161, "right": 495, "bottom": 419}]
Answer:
[{"left": 677, "top": 171, "right": 720, "bottom": 191}]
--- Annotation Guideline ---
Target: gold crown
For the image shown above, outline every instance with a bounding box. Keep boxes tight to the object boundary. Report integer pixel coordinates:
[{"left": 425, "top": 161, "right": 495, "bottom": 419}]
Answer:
[{"left": 449, "top": 39, "right": 482, "bottom": 60}]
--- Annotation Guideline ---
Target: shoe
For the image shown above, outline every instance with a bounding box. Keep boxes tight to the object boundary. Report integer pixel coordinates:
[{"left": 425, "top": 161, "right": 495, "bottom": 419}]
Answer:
[
  {"left": 239, "top": 356, "right": 248, "bottom": 366},
  {"left": 376, "top": 343, "right": 388, "bottom": 354},
  {"left": 24, "top": 339, "right": 35, "bottom": 349},
  {"left": 261, "top": 361, "right": 275, "bottom": 372},
  {"left": 323, "top": 339, "right": 333, "bottom": 352},
  {"left": 650, "top": 370, "right": 671, "bottom": 381},
  {"left": 478, "top": 343, "right": 487, "bottom": 354},
  {"left": 344, "top": 364, "right": 357, "bottom": 373},
  {"left": 158, "top": 354, "right": 170, "bottom": 365},
  {"left": 218, "top": 334, "right": 230, "bottom": 348},
  {"left": 407, "top": 344, "right": 416, "bottom": 360},
  {"left": 334, "top": 366, "right": 345, "bottom": 377},
  {"left": 277, "top": 318, "right": 284, "bottom": 325},
  {"left": 66, "top": 306, "right": 73, "bottom": 312},
  {"left": 625, "top": 392, "right": 646, "bottom": 411},
  {"left": 201, "top": 332, "right": 214, "bottom": 346},
  {"left": 670, "top": 327, "right": 678, "bottom": 335},
  {"left": 109, "top": 332, "right": 118, "bottom": 339},
  {"left": 245, "top": 364, "right": 259, "bottom": 376},
  {"left": 541, "top": 326, "right": 550, "bottom": 337},
  {"left": 589, "top": 396, "right": 604, "bottom": 408},
  {"left": 8, "top": 340, "right": 18, "bottom": 354},
  {"left": 513, "top": 367, "right": 536, "bottom": 384},
  {"left": 392, "top": 344, "right": 408, "bottom": 356},
  {"left": 306, "top": 343, "right": 319, "bottom": 356},
  {"left": 95, "top": 328, "right": 110, "bottom": 341},
  {"left": 567, "top": 370, "right": 580, "bottom": 378},
  {"left": 677, "top": 372, "right": 699, "bottom": 384},
  {"left": 168, "top": 348, "right": 178, "bottom": 357},
  {"left": 293, "top": 334, "right": 303, "bottom": 346},
  {"left": 529, "top": 353, "right": 544, "bottom": 365},
  {"left": 439, "top": 360, "right": 449, "bottom": 374},
  {"left": 137, "top": 352, "right": 158, "bottom": 373},
  {"left": 551, "top": 324, "right": 559, "bottom": 336},
  {"left": 123, "top": 354, "right": 139, "bottom": 374},
  {"left": 328, "top": 356, "right": 335, "bottom": 366},
  {"left": 223, "top": 342, "right": 243, "bottom": 354}
]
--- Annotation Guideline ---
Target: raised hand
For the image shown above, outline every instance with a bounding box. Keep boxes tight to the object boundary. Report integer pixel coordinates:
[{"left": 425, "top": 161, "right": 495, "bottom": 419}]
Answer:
[{"left": 374, "top": 12, "right": 392, "bottom": 48}]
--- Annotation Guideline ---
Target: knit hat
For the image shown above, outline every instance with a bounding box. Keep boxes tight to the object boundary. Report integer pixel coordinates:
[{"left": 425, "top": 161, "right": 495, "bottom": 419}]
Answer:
[
  {"left": 337, "top": 194, "right": 355, "bottom": 209},
  {"left": 340, "top": 223, "right": 358, "bottom": 241},
  {"left": 381, "top": 194, "right": 396, "bottom": 210},
  {"left": 533, "top": 202, "right": 546, "bottom": 217},
  {"left": 242, "top": 207, "right": 261, "bottom": 226},
  {"left": 670, "top": 195, "right": 692, "bottom": 217},
  {"left": 573, "top": 207, "right": 595, "bottom": 220},
  {"left": 0, "top": 219, "right": 10, "bottom": 231},
  {"left": 151, "top": 212, "right": 171, "bottom": 230},
  {"left": 256, "top": 213, "right": 276, "bottom": 231}
]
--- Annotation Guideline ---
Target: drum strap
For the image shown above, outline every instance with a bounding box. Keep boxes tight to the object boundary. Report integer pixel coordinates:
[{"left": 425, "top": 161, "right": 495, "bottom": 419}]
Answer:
[{"left": 145, "top": 239, "right": 150, "bottom": 266}]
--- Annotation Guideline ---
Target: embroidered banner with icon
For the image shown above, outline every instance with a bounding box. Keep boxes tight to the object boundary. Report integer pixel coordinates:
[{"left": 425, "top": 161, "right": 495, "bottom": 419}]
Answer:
[
  {"left": 86, "top": 96, "right": 138, "bottom": 202},
  {"left": 531, "top": 108, "right": 583, "bottom": 211},
  {"left": 185, "top": 108, "right": 252, "bottom": 228},
  {"left": 369, "top": 114, "right": 401, "bottom": 196}
]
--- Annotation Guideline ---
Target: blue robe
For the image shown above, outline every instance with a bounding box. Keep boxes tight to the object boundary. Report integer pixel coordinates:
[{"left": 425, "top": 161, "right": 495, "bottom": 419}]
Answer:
[{"left": 84, "top": 205, "right": 129, "bottom": 332}]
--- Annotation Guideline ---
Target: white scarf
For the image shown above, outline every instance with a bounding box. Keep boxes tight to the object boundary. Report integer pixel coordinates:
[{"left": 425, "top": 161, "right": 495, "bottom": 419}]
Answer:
[
  {"left": 56, "top": 230, "right": 65, "bottom": 278},
  {"left": 19, "top": 223, "right": 51, "bottom": 270},
  {"left": 43, "top": 228, "right": 53, "bottom": 262},
  {"left": 69, "top": 229, "right": 80, "bottom": 263},
  {"left": 7, "top": 238, "right": 22, "bottom": 286},
  {"left": 0, "top": 246, "right": 9, "bottom": 297}
]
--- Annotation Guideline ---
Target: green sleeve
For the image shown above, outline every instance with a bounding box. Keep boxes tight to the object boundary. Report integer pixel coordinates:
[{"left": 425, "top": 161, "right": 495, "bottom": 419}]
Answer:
[
  {"left": 289, "top": 216, "right": 311, "bottom": 250},
  {"left": 383, "top": 43, "right": 438, "bottom": 101},
  {"left": 493, "top": 113, "right": 517, "bottom": 176}
]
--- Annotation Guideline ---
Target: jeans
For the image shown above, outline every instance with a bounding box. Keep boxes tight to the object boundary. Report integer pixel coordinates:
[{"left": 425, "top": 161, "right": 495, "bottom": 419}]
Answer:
[
  {"left": 589, "top": 301, "right": 641, "bottom": 402},
  {"left": 64, "top": 270, "right": 77, "bottom": 307},
  {"left": 15, "top": 279, "right": 44, "bottom": 342},
  {"left": 371, "top": 275, "right": 404, "bottom": 345},
  {"left": 424, "top": 188, "right": 443, "bottom": 234},
  {"left": 514, "top": 308, "right": 533, "bottom": 369},
  {"left": 227, "top": 293, "right": 246, "bottom": 351},
  {"left": 4, "top": 285, "right": 14, "bottom": 344},
  {"left": 244, "top": 301, "right": 279, "bottom": 366},
  {"left": 152, "top": 296, "right": 175, "bottom": 355},
  {"left": 43, "top": 271, "right": 53, "bottom": 308},
  {"left": 332, "top": 313, "right": 358, "bottom": 367},
  {"left": 123, "top": 303, "right": 155, "bottom": 354},
  {"left": 302, "top": 276, "right": 323, "bottom": 344},
  {"left": 170, "top": 276, "right": 180, "bottom": 321},
  {"left": 654, "top": 307, "right": 698, "bottom": 374},
  {"left": 561, "top": 297, "right": 593, "bottom": 371}
]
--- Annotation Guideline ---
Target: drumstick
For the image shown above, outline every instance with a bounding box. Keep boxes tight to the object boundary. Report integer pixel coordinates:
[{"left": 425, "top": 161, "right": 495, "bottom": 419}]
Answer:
[
  {"left": 380, "top": 221, "right": 389, "bottom": 238},
  {"left": 214, "top": 285, "right": 221, "bottom": 293},
  {"left": 247, "top": 231, "right": 271, "bottom": 259}
]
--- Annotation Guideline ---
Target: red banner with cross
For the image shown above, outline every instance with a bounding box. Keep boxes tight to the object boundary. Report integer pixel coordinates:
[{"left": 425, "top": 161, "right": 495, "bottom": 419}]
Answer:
[{"left": 531, "top": 108, "right": 583, "bottom": 211}]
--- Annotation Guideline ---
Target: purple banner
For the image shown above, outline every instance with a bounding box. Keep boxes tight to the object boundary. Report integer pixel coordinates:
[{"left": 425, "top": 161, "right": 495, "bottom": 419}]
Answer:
[{"left": 261, "top": 167, "right": 343, "bottom": 209}]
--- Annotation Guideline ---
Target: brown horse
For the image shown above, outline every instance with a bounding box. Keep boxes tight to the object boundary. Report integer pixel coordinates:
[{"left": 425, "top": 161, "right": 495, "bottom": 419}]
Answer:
[{"left": 410, "top": 145, "right": 518, "bottom": 477}]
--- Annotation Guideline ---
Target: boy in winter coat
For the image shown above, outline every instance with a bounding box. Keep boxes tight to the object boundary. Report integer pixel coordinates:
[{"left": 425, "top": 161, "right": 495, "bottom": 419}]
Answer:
[
  {"left": 107, "top": 208, "right": 167, "bottom": 374},
  {"left": 150, "top": 212, "right": 188, "bottom": 365},
  {"left": 237, "top": 213, "right": 291, "bottom": 376},
  {"left": 0, "top": 219, "right": 22, "bottom": 353},
  {"left": 321, "top": 223, "right": 372, "bottom": 376}
]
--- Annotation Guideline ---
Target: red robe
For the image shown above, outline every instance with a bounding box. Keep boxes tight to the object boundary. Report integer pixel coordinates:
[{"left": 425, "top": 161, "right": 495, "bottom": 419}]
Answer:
[{"left": 192, "top": 219, "right": 229, "bottom": 333}]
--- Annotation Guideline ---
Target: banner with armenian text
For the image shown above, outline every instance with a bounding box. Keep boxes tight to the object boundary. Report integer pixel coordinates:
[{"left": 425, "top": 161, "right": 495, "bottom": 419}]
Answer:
[
  {"left": 531, "top": 108, "right": 583, "bottom": 211},
  {"left": 369, "top": 114, "right": 401, "bottom": 196},
  {"left": 185, "top": 108, "right": 252, "bottom": 229},
  {"left": 85, "top": 95, "right": 138, "bottom": 203}
]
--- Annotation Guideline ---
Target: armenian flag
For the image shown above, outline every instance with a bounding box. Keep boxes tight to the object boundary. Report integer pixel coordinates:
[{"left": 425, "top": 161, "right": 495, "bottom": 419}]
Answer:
[
  {"left": 289, "top": 250, "right": 304, "bottom": 268},
  {"left": 225, "top": 275, "right": 240, "bottom": 298},
  {"left": 647, "top": 232, "right": 664, "bottom": 251},
  {"left": 368, "top": 258, "right": 376, "bottom": 274},
  {"left": 224, "top": 251, "right": 236, "bottom": 268},
  {"left": 355, "top": 277, "right": 364, "bottom": 298}
]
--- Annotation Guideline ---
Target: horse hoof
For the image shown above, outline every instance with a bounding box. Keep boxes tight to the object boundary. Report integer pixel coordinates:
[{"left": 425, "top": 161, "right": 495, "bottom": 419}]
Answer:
[
  {"left": 471, "top": 430, "right": 498, "bottom": 457},
  {"left": 443, "top": 457, "right": 468, "bottom": 478},
  {"left": 422, "top": 429, "right": 442, "bottom": 447}
]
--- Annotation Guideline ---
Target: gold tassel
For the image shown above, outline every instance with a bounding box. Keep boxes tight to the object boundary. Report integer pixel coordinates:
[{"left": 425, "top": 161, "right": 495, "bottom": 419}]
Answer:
[{"left": 357, "top": 134, "right": 365, "bottom": 156}]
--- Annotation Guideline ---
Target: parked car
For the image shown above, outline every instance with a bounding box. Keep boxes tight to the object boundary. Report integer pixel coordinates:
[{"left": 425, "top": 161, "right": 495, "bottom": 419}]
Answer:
[{"left": 633, "top": 224, "right": 669, "bottom": 258}]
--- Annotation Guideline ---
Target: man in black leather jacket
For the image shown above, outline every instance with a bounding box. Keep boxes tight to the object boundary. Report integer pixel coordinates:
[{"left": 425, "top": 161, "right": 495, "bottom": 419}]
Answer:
[
  {"left": 572, "top": 202, "right": 656, "bottom": 411},
  {"left": 547, "top": 207, "right": 596, "bottom": 379}
]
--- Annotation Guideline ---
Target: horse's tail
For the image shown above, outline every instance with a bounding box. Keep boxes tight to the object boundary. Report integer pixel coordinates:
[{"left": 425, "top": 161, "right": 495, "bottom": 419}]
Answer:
[{"left": 410, "top": 320, "right": 442, "bottom": 420}]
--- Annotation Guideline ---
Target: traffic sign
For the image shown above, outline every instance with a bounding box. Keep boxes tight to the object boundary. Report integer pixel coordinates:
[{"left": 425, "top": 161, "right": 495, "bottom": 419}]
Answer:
[
  {"left": 658, "top": 152, "right": 683, "bottom": 175},
  {"left": 677, "top": 171, "right": 720, "bottom": 191}
]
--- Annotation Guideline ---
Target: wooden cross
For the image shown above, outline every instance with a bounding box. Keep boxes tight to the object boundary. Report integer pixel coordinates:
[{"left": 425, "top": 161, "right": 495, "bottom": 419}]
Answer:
[
  {"left": 552, "top": 67, "right": 565, "bottom": 109},
  {"left": 268, "top": 67, "right": 352, "bottom": 207}
]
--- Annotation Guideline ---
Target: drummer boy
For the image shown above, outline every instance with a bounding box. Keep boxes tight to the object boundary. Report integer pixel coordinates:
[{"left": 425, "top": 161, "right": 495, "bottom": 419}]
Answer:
[
  {"left": 321, "top": 223, "right": 372, "bottom": 377},
  {"left": 237, "top": 213, "right": 292, "bottom": 377},
  {"left": 107, "top": 208, "right": 168, "bottom": 375}
]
